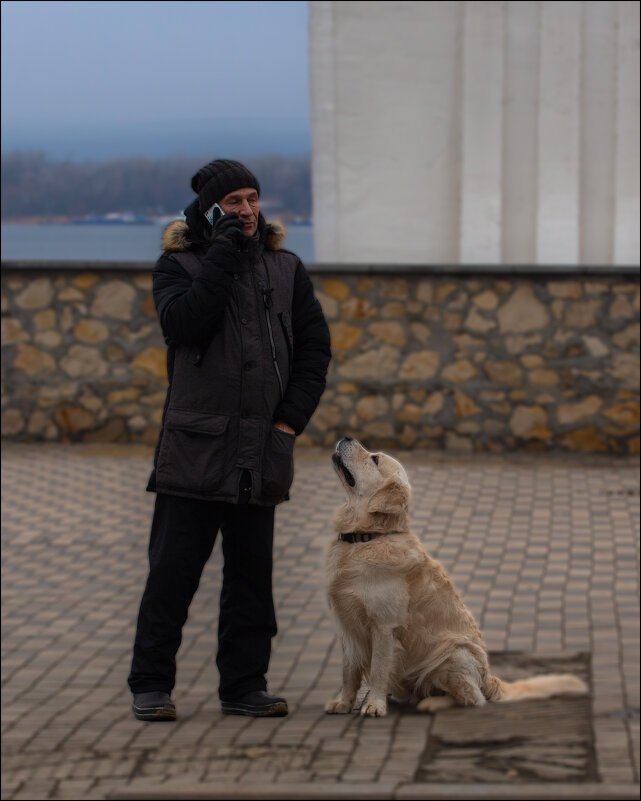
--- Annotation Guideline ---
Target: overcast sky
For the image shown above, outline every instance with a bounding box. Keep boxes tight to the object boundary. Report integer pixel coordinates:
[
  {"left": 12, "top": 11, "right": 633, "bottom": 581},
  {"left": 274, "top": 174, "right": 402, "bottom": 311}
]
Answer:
[{"left": 1, "top": 0, "right": 310, "bottom": 158}]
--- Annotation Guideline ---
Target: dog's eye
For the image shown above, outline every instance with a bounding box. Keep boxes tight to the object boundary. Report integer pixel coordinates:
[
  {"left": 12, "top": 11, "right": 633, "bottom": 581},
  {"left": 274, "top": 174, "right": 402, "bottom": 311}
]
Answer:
[{"left": 371, "top": 454, "right": 379, "bottom": 465}]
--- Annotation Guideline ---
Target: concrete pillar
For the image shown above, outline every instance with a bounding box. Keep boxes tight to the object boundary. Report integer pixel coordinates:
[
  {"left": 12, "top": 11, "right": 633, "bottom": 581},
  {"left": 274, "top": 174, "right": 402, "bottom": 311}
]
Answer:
[{"left": 309, "top": 0, "right": 640, "bottom": 266}]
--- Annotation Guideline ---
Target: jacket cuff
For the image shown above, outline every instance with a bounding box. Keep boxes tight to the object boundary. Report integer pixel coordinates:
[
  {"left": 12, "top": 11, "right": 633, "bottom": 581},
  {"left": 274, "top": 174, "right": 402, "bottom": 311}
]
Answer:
[{"left": 273, "top": 404, "right": 308, "bottom": 436}]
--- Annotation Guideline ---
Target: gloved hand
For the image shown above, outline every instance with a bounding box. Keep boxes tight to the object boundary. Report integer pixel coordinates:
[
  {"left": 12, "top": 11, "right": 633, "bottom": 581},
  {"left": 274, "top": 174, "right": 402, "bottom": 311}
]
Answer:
[{"left": 205, "top": 213, "right": 245, "bottom": 269}]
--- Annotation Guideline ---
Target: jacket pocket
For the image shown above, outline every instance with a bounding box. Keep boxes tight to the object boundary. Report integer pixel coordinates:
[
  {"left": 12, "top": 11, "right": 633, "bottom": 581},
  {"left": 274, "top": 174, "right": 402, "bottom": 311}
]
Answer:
[
  {"left": 261, "top": 426, "right": 295, "bottom": 501},
  {"left": 156, "top": 409, "right": 229, "bottom": 492}
]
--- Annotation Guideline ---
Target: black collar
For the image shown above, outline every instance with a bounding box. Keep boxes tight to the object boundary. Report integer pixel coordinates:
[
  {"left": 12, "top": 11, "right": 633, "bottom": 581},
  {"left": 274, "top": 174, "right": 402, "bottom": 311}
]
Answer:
[{"left": 338, "top": 531, "right": 403, "bottom": 544}]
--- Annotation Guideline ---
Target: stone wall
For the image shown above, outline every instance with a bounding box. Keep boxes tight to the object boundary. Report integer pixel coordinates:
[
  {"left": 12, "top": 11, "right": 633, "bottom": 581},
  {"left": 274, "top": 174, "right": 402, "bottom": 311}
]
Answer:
[{"left": 1, "top": 263, "right": 639, "bottom": 453}]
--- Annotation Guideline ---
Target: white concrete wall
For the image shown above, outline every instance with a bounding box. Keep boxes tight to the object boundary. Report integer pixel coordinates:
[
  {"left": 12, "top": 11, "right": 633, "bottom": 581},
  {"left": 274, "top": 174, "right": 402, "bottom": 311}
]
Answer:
[{"left": 309, "top": 0, "right": 640, "bottom": 265}]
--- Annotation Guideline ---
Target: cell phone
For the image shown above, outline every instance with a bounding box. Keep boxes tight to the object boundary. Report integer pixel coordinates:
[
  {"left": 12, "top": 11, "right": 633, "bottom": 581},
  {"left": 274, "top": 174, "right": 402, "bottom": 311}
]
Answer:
[{"left": 204, "top": 202, "right": 225, "bottom": 226}]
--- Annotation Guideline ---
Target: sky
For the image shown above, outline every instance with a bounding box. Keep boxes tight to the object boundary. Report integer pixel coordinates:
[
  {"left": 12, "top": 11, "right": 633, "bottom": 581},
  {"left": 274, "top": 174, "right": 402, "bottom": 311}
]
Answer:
[{"left": 0, "top": 0, "right": 310, "bottom": 160}]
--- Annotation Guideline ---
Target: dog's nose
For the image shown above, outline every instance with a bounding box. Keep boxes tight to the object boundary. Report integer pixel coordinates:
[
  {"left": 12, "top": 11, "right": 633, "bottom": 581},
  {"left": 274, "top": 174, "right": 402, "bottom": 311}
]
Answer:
[{"left": 343, "top": 435, "right": 353, "bottom": 442}]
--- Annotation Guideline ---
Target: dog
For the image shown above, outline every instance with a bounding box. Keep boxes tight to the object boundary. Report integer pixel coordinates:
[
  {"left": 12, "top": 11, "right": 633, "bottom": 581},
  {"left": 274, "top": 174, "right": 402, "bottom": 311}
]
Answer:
[{"left": 325, "top": 436, "right": 588, "bottom": 717}]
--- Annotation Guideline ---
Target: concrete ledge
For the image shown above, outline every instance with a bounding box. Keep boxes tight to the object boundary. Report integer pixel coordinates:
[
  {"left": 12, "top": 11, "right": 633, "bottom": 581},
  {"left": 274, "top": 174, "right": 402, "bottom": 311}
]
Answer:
[
  {"left": 1, "top": 259, "right": 157, "bottom": 271},
  {"left": 108, "top": 781, "right": 397, "bottom": 800},
  {"left": 2, "top": 259, "right": 640, "bottom": 275},
  {"left": 309, "top": 264, "right": 641, "bottom": 277},
  {"left": 395, "top": 784, "right": 641, "bottom": 800},
  {"left": 107, "top": 782, "right": 640, "bottom": 801}
]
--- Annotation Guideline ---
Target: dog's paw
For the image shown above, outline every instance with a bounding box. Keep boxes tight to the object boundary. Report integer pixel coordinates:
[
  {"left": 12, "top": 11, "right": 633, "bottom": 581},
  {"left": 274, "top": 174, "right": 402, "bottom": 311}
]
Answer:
[
  {"left": 361, "top": 698, "right": 387, "bottom": 717},
  {"left": 417, "top": 695, "right": 455, "bottom": 714},
  {"left": 325, "top": 698, "right": 352, "bottom": 714}
]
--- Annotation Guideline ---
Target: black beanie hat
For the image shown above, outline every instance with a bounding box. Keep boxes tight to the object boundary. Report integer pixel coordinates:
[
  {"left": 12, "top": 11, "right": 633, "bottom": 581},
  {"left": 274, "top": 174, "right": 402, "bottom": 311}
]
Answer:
[{"left": 191, "top": 159, "right": 260, "bottom": 212}]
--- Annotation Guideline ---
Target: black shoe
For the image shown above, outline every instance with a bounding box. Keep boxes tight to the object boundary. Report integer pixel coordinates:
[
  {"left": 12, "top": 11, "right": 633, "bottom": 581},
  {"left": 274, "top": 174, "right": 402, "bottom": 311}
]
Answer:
[
  {"left": 132, "top": 691, "right": 176, "bottom": 721},
  {"left": 221, "top": 690, "right": 288, "bottom": 717}
]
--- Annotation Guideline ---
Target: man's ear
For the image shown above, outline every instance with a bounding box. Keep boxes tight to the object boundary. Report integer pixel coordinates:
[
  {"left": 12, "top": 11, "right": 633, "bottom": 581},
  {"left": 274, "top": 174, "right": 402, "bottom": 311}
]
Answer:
[{"left": 367, "top": 479, "right": 410, "bottom": 515}]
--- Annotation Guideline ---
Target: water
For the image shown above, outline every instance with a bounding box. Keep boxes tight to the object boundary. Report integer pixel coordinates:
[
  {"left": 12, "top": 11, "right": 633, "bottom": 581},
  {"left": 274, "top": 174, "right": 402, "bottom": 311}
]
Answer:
[{"left": 1, "top": 223, "right": 315, "bottom": 264}]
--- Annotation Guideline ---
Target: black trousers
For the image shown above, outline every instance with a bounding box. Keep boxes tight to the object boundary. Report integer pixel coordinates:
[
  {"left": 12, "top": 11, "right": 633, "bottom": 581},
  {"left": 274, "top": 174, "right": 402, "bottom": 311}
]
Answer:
[{"left": 127, "top": 491, "right": 277, "bottom": 700}]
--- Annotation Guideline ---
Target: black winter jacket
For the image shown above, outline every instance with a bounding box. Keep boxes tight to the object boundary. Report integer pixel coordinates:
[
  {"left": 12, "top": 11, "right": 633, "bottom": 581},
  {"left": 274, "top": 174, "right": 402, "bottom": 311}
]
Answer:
[{"left": 147, "top": 213, "right": 331, "bottom": 505}]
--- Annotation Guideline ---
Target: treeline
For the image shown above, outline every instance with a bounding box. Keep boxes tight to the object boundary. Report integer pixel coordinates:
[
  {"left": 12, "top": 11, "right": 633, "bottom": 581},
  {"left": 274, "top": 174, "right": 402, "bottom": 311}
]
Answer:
[{"left": 1, "top": 152, "right": 311, "bottom": 221}]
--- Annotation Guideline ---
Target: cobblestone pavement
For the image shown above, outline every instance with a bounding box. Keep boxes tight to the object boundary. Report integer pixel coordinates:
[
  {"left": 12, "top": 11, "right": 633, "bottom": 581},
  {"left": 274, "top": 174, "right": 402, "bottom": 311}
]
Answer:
[{"left": 1, "top": 443, "right": 639, "bottom": 800}]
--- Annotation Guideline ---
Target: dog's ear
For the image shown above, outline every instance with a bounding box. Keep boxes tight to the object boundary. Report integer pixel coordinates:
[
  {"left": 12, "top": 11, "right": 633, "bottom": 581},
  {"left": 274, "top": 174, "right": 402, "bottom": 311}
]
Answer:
[{"left": 367, "top": 479, "right": 410, "bottom": 515}]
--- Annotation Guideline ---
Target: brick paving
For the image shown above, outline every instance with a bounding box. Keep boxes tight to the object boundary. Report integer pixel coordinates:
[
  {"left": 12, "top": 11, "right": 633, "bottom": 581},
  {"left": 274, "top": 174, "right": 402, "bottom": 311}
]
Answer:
[{"left": 1, "top": 443, "right": 639, "bottom": 800}]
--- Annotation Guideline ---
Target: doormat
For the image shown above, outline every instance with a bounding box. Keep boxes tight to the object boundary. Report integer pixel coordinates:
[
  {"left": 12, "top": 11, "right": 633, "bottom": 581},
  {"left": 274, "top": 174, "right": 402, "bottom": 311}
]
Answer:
[{"left": 414, "top": 651, "right": 597, "bottom": 784}]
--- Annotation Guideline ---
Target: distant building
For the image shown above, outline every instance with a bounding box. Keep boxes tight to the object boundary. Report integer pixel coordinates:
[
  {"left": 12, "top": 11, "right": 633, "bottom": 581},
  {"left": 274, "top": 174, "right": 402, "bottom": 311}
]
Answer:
[{"left": 309, "top": 1, "right": 640, "bottom": 266}]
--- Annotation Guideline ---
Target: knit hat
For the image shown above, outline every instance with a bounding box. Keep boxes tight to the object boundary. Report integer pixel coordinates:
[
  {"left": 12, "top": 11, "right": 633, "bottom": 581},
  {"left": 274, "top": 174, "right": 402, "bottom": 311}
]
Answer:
[{"left": 191, "top": 159, "right": 260, "bottom": 212}]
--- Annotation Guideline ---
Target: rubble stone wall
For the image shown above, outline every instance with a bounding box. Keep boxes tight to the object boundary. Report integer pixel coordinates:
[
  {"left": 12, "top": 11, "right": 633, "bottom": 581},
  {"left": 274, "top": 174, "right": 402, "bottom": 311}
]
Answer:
[{"left": 1, "top": 264, "right": 639, "bottom": 453}]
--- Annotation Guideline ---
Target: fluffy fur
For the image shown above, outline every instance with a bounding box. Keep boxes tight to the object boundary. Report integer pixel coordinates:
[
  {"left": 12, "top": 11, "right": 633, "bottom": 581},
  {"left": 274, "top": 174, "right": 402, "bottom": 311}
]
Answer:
[
  {"left": 325, "top": 438, "right": 588, "bottom": 717},
  {"left": 161, "top": 219, "right": 287, "bottom": 253}
]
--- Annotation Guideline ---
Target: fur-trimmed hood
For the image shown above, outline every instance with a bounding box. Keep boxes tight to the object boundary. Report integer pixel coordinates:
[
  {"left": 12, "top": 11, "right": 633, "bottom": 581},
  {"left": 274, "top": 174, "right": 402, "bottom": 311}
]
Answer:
[{"left": 161, "top": 218, "right": 287, "bottom": 254}]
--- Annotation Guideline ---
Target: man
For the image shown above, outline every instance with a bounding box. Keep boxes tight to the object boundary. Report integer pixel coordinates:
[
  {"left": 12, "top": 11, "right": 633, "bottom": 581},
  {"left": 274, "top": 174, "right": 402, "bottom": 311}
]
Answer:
[{"left": 128, "top": 159, "right": 331, "bottom": 720}]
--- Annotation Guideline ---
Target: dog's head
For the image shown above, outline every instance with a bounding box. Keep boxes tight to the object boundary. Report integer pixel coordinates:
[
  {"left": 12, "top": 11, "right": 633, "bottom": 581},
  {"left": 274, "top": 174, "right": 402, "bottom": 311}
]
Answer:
[{"left": 332, "top": 436, "right": 411, "bottom": 533}]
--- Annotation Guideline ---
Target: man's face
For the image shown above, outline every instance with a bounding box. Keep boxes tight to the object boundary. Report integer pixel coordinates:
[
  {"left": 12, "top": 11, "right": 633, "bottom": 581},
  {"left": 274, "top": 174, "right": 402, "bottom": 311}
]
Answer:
[{"left": 219, "top": 187, "right": 260, "bottom": 237}]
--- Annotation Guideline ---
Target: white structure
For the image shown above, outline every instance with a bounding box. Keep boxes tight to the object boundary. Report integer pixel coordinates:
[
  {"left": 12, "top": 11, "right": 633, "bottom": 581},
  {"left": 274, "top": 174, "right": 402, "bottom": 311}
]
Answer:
[{"left": 309, "top": 1, "right": 640, "bottom": 265}]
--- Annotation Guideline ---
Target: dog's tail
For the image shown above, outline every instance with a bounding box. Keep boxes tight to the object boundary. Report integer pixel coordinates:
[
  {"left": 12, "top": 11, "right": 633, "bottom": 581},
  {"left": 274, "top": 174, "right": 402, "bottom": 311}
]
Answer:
[{"left": 485, "top": 673, "right": 588, "bottom": 703}]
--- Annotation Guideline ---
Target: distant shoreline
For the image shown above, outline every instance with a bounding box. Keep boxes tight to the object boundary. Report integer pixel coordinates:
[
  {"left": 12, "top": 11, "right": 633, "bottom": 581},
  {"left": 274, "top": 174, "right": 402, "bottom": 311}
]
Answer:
[
  {"left": 1, "top": 216, "right": 162, "bottom": 225},
  {"left": 1, "top": 217, "right": 313, "bottom": 226}
]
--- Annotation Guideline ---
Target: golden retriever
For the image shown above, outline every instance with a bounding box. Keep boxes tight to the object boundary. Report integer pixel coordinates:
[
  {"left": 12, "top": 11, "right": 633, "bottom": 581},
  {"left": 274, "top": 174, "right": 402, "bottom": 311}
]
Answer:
[{"left": 325, "top": 436, "right": 588, "bottom": 717}]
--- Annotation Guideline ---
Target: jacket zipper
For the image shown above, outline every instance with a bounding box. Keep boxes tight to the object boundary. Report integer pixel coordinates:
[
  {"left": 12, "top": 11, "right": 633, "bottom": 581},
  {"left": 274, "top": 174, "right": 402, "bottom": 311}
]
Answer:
[
  {"left": 259, "top": 282, "right": 284, "bottom": 399},
  {"left": 278, "top": 312, "right": 293, "bottom": 371}
]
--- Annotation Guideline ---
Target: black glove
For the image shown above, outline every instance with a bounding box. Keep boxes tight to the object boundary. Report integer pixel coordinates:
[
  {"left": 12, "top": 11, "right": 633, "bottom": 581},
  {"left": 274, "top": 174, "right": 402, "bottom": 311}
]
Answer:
[{"left": 205, "top": 213, "right": 245, "bottom": 269}]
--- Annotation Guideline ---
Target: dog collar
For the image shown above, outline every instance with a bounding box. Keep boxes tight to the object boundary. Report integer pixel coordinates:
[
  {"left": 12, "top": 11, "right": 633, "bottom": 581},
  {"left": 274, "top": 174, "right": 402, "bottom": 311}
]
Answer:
[{"left": 338, "top": 531, "right": 403, "bottom": 544}]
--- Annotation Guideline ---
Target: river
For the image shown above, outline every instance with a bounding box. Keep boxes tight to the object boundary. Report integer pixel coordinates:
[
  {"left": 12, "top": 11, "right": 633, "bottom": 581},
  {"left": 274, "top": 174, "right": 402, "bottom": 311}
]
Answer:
[{"left": 1, "top": 223, "right": 315, "bottom": 264}]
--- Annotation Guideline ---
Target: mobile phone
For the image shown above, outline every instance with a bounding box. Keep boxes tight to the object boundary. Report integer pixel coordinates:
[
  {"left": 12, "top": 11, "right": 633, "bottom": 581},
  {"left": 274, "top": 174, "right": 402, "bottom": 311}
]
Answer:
[{"left": 204, "top": 202, "right": 225, "bottom": 226}]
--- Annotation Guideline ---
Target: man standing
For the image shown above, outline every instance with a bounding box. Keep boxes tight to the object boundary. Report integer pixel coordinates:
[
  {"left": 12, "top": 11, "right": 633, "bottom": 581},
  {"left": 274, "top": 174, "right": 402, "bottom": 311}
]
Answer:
[{"left": 128, "top": 159, "right": 331, "bottom": 720}]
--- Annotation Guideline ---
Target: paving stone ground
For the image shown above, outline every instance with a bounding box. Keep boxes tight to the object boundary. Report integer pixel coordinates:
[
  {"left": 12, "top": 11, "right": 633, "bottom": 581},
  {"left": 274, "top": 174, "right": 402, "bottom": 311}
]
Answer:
[{"left": 1, "top": 443, "right": 639, "bottom": 800}]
